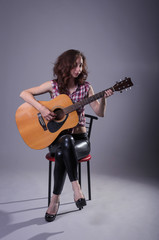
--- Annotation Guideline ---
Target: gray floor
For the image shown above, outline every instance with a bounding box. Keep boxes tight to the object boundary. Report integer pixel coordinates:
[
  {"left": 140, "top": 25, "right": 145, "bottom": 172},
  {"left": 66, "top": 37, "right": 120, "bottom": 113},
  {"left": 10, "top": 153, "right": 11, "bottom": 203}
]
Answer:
[{"left": 0, "top": 167, "right": 159, "bottom": 240}]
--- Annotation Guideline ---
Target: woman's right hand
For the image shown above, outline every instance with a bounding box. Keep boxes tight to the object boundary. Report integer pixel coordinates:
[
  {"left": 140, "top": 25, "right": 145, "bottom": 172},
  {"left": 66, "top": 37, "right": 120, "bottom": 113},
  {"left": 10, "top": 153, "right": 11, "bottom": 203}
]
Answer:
[{"left": 40, "top": 105, "right": 56, "bottom": 121}]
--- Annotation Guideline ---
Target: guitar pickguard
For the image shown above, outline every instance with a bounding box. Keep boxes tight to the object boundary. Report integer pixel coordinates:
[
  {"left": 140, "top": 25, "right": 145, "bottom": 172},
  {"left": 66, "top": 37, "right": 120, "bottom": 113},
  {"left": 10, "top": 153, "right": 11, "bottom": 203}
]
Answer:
[{"left": 47, "top": 114, "right": 69, "bottom": 133}]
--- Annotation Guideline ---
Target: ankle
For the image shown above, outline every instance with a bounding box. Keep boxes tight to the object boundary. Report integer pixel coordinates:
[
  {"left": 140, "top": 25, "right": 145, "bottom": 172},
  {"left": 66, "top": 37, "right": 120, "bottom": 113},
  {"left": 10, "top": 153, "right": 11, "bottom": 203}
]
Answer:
[
  {"left": 72, "top": 181, "right": 84, "bottom": 201},
  {"left": 50, "top": 194, "right": 60, "bottom": 204},
  {"left": 47, "top": 195, "right": 60, "bottom": 214},
  {"left": 72, "top": 180, "right": 81, "bottom": 192}
]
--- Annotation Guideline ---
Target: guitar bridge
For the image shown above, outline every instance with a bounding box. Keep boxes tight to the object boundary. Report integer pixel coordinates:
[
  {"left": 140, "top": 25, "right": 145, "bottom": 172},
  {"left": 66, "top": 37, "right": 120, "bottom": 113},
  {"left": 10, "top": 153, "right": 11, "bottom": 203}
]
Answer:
[{"left": 37, "top": 113, "right": 47, "bottom": 131}]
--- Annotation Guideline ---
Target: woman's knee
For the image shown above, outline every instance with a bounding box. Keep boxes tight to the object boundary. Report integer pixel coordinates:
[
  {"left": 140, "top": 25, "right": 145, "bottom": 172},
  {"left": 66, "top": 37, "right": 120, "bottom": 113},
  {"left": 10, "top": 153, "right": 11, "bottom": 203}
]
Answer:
[{"left": 60, "top": 134, "right": 75, "bottom": 149}]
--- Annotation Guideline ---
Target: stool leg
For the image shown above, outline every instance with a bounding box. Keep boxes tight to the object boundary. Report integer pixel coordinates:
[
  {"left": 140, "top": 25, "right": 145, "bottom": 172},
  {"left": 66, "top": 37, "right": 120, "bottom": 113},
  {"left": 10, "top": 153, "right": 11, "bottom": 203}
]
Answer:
[
  {"left": 87, "top": 161, "right": 91, "bottom": 200},
  {"left": 78, "top": 162, "right": 81, "bottom": 187},
  {"left": 48, "top": 161, "right": 52, "bottom": 206}
]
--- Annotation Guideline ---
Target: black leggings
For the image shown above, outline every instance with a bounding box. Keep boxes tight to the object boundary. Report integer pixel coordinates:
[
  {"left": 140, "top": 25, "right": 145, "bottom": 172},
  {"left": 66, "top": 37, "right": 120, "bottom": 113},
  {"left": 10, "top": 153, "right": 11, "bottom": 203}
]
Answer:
[{"left": 49, "top": 133, "right": 90, "bottom": 195}]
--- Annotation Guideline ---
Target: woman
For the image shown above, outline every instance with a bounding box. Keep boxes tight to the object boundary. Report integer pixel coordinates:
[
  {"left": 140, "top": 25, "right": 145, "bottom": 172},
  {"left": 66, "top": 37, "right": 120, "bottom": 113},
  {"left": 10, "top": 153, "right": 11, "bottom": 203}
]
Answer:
[{"left": 20, "top": 49, "right": 113, "bottom": 222}]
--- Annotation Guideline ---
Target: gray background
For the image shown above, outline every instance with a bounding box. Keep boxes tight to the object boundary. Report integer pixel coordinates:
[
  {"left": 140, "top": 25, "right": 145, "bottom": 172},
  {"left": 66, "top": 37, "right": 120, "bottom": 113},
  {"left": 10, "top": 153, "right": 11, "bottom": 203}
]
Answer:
[{"left": 0, "top": 0, "right": 158, "bottom": 182}]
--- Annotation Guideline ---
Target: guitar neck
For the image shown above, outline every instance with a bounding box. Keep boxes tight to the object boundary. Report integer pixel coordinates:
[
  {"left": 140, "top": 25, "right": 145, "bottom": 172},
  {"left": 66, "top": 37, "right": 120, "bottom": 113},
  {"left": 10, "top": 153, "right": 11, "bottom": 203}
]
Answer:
[{"left": 64, "top": 87, "right": 114, "bottom": 114}]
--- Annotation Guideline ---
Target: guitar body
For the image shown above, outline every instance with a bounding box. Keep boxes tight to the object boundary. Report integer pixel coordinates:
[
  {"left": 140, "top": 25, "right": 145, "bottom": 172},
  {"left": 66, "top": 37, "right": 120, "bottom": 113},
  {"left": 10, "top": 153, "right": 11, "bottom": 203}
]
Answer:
[{"left": 15, "top": 94, "right": 79, "bottom": 150}]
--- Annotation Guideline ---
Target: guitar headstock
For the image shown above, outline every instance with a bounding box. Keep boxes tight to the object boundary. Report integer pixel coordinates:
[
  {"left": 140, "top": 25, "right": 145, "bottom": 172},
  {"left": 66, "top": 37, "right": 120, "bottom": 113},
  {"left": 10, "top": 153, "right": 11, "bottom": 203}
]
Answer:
[{"left": 113, "top": 77, "right": 133, "bottom": 92}]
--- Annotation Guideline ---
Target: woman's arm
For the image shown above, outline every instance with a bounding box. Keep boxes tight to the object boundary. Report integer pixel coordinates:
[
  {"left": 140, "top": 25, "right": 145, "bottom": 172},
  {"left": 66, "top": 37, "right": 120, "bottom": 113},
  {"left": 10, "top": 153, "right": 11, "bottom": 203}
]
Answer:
[
  {"left": 20, "top": 81, "right": 56, "bottom": 121},
  {"left": 88, "top": 85, "right": 113, "bottom": 117}
]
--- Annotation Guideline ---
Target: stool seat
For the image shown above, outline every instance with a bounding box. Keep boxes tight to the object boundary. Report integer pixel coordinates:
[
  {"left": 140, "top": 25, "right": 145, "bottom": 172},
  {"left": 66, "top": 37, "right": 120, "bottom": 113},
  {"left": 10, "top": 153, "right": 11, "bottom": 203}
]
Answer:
[
  {"left": 45, "top": 153, "right": 55, "bottom": 162},
  {"left": 46, "top": 153, "right": 92, "bottom": 162}
]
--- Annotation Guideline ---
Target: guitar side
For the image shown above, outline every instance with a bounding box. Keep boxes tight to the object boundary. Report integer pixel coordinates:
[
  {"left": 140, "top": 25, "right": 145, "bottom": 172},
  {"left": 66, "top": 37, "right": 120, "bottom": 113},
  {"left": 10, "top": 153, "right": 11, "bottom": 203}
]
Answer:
[{"left": 15, "top": 94, "right": 79, "bottom": 150}]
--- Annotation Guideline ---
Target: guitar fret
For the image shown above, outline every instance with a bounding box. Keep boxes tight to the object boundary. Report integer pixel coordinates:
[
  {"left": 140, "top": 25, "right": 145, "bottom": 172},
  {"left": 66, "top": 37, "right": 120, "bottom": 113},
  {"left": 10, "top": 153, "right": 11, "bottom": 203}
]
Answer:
[{"left": 64, "top": 105, "right": 74, "bottom": 114}]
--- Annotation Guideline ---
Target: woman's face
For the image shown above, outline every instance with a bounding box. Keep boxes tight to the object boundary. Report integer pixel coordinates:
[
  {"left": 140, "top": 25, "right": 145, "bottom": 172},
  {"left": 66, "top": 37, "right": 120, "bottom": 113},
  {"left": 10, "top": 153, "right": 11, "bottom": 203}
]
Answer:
[{"left": 70, "top": 56, "right": 83, "bottom": 78}]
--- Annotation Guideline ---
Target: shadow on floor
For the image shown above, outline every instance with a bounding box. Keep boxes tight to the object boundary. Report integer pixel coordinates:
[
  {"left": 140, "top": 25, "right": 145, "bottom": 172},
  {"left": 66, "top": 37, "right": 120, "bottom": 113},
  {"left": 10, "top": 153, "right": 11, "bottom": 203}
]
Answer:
[{"left": 0, "top": 197, "right": 80, "bottom": 240}]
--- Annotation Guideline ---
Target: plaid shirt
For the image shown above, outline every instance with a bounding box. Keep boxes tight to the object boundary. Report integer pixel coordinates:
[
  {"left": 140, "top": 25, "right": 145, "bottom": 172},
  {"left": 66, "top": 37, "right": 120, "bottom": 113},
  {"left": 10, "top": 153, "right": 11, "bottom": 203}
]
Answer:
[{"left": 51, "top": 80, "right": 90, "bottom": 126}]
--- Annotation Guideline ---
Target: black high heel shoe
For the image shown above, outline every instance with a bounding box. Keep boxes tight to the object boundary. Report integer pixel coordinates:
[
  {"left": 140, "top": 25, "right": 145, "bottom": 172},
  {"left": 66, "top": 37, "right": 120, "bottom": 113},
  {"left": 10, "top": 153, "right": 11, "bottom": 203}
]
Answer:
[
  {"left": 45, "top": 202, "right": 60, "bottom": 222},
  {"left": 75, "top": 198, "right": 87, "bottom": 210}
]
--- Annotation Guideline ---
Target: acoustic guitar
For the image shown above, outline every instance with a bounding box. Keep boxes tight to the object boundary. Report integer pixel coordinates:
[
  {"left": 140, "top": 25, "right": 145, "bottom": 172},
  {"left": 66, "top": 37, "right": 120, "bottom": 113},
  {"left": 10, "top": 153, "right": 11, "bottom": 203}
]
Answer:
[{"left": 15, "top": 77, "right": 133, "bottom": 150}]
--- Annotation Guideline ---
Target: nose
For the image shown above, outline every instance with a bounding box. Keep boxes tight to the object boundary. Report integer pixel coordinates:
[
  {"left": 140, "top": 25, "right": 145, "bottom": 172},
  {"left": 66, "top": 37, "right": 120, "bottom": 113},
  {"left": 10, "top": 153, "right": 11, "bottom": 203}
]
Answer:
[{"left": 76, "top": 66, "right": 81, "bottom": 73}]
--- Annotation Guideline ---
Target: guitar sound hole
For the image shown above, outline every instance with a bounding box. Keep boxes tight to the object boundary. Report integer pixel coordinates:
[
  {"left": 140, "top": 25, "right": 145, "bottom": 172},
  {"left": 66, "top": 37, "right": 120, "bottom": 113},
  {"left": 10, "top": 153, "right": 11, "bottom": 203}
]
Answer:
[{"left": 53, "top": 108, "right": 65, "bottom": 121}]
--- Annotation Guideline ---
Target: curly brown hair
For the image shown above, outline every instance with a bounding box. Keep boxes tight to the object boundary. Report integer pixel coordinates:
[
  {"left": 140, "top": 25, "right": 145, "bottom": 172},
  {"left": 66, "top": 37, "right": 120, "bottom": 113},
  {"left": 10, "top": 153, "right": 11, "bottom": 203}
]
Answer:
[{"left": 53, "top": 49, "right": 88, "bottom": 94}]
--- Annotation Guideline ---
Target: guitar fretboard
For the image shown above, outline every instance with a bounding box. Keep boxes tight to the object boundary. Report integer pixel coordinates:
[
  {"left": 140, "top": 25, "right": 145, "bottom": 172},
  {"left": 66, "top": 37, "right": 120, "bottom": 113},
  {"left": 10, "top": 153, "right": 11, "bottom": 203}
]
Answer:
[
  {"left": 64, "top": 87, "right": 114, "bottom": 114},
  {"left": 63, "top": 77, "right": 133, "bottom": 114}
]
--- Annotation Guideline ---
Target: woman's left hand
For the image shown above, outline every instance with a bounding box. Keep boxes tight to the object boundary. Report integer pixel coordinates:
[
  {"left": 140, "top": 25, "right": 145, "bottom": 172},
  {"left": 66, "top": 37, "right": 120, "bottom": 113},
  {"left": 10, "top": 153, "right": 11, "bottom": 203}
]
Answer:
[{"left": 104, "top": 89, "right": 113, "bottom": 98}]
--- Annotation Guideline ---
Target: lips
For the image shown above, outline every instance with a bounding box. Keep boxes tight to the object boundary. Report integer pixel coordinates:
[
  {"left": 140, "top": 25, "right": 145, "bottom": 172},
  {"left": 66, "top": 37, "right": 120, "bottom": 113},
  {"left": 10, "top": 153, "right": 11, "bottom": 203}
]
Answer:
[{"left": 74, "top": 72, "right": 79, "bottom": 77}]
